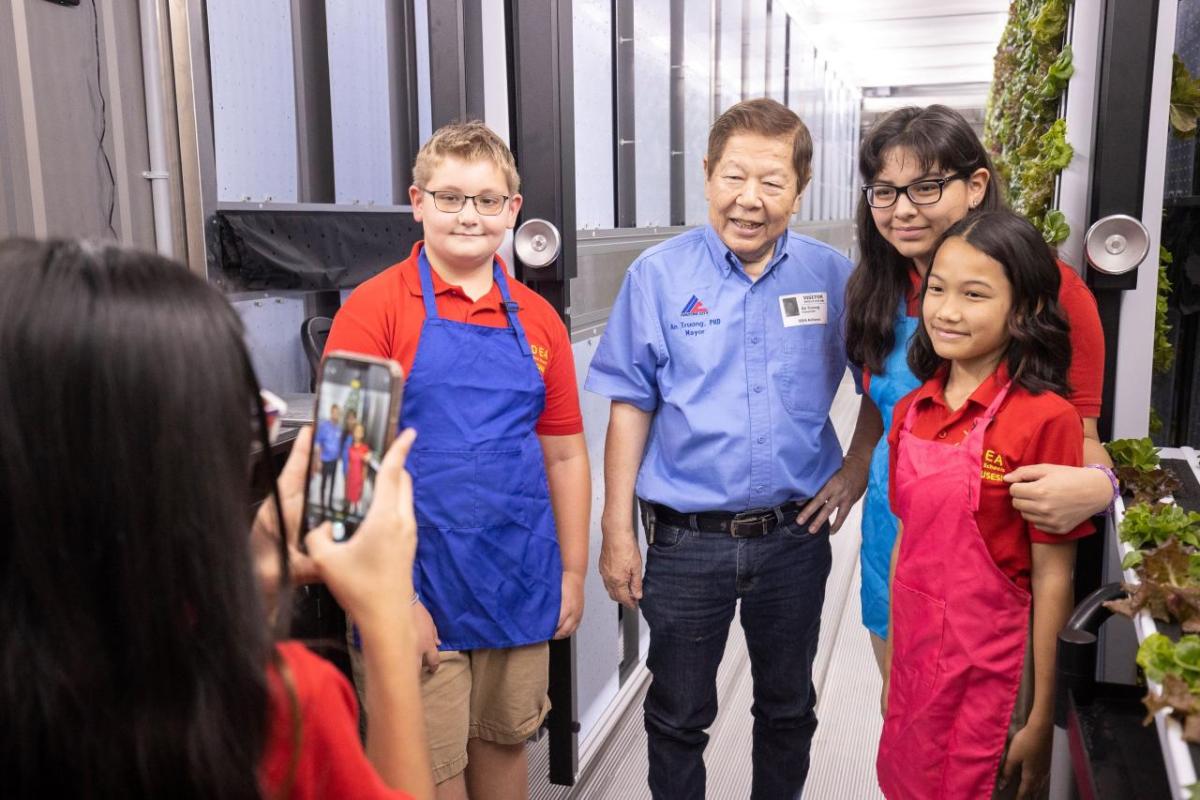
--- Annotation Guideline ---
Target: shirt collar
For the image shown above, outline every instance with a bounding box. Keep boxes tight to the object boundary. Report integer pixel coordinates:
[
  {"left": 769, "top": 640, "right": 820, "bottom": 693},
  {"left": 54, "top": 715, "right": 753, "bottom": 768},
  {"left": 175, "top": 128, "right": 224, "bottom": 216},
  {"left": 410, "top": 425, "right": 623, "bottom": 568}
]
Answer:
[
  {"left": 399, "top": 241, "right": 509, "bottom": 300},
  {"left": 701, "top": 224, "right": 790, "bottom": 281},
  {"left": 914, "top": 360, "right": 1013, "bottom": 411}
]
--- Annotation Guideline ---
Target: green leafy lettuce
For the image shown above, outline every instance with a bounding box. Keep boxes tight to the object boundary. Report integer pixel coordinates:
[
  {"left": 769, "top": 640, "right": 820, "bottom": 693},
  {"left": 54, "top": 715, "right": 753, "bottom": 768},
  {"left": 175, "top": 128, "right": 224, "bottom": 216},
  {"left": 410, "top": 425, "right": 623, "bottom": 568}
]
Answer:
[
  {"left": 1171, "top": 54, "right": 1200, "bottom": 139},
  {"left": 1107, "top": 437, "right": 1161, "bottom": 471},
  {"left": 1156, "top": 247, "right": 1175, "bottom": 375},
  {"left": 1120, "top": 504, "right": 1200, "bottom": 551},
  {"left": 1108, "top": 538, "right": 1200, "bottom": 632}
]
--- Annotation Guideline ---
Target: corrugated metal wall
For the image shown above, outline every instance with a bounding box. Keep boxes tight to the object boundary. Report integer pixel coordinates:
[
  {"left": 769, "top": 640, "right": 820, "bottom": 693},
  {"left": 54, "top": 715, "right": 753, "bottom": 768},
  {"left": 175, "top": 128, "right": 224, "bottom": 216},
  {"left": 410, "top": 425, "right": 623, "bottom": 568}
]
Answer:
[{"left": 0, "top": 0, "right": 156, "bottom": 247}]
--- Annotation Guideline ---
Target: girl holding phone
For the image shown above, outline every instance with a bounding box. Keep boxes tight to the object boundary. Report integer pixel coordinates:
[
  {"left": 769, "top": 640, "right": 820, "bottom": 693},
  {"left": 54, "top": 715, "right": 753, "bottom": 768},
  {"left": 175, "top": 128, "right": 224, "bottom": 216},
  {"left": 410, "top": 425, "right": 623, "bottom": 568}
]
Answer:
[{"left": 0, "top": 238, "right": 434, "bottom": 800}]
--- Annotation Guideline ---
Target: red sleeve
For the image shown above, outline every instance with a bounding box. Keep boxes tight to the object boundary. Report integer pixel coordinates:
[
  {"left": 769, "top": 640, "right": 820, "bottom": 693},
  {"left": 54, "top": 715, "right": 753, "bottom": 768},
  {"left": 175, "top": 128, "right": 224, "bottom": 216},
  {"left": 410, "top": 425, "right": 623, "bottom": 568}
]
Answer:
[
  {"left": 862, "top": 365, "right": 872, "bottom": 397},
  {"left": 1056, "top": 261, "right": 1105, "bottom": 419},
  {"left": 530, "top": 299, "right": 584, "bottom": 436},
  {"left": 1023, "top": 405, "right": 1095, "bottom": 543},
  {"left": 262, "top": 643, "right": 414, "bottom": 800},
  {"left": 324, "top": 271, "right": 399, "bottom": 361}
]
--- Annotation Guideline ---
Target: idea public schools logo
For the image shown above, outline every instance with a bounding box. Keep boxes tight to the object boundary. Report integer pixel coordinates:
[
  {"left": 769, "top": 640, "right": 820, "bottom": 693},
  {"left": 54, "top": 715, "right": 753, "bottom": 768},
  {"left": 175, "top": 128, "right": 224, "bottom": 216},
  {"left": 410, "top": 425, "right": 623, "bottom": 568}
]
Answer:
[{"left": 681, "top": 295, "right": 710, "bottom": 316}]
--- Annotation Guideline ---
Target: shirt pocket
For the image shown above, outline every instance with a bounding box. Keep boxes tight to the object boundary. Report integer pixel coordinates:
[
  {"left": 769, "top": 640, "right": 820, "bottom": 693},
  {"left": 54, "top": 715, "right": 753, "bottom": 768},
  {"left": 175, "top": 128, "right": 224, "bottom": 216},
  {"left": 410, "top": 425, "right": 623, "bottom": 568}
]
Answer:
[{"left": 777, "top": 326, "right": 844, "bottom": 417}]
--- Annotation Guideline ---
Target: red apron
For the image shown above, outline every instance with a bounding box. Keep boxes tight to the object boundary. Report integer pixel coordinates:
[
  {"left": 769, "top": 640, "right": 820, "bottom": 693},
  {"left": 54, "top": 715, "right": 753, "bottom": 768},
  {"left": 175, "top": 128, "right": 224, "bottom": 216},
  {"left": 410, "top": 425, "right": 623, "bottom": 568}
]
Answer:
[{"left": 877, "top": 381, "right": 1031, "bottom": 799}]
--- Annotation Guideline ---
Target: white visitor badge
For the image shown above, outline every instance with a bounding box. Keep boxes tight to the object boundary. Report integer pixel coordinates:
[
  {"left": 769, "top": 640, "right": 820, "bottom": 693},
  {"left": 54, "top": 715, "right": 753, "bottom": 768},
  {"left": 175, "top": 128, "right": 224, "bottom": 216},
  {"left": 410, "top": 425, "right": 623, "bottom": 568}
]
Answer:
[{"left": 779, "top": 292, "right": 827, "bottom": 327}]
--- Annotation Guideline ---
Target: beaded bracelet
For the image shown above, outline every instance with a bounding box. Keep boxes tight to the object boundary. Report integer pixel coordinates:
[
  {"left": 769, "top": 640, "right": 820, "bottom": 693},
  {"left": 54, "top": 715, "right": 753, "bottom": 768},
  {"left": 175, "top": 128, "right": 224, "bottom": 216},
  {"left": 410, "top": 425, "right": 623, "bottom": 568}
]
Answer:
[{"left": 1085, "top": 463, "right": 1120, "bottom": 514}]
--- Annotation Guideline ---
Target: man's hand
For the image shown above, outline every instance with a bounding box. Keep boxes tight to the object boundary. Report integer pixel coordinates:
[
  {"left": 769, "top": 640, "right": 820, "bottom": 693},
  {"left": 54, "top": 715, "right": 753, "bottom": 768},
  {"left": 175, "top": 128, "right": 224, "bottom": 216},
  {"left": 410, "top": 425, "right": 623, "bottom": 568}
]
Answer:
[
  {"left": 998, "top": 722, "right": 1051, "bottom": 799},
  {"left": 1005, "top": 463, "right": 1113, "bottom": 533},
  {"left": 599, "top": 519, "right": 644, "bottom": 609},
  {"left": 554, "top": 571, "right": 585, "bottom": 639},
  {"left": 412, "top": 600, "right": 441, "bottom": 673},
  {"left": 795, "top": 454, "right": 870, "bottom": 534}
]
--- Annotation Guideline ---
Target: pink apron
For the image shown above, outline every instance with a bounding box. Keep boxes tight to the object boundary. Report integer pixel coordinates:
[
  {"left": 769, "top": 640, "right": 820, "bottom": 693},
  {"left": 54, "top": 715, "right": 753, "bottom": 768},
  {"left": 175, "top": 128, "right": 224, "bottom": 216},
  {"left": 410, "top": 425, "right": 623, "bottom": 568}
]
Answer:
[{"left": 877, "top": 382, "right": 1031, "bottom": 799}]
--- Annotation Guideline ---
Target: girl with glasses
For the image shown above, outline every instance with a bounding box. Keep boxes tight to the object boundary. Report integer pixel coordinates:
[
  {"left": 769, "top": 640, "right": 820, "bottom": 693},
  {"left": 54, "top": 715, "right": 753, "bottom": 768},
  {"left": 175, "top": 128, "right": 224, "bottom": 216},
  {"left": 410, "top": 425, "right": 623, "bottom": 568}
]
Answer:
[{"left": 844, "top": 106, "right": 1115, "bottom": 691}]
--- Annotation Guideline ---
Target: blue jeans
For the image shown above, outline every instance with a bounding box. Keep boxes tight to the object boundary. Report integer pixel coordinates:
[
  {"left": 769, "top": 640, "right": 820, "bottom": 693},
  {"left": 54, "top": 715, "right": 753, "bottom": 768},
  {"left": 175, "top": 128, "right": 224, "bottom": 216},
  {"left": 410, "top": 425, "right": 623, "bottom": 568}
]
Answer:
[{"left": 641, "top": 518, "right": 832, "bottom": 800}]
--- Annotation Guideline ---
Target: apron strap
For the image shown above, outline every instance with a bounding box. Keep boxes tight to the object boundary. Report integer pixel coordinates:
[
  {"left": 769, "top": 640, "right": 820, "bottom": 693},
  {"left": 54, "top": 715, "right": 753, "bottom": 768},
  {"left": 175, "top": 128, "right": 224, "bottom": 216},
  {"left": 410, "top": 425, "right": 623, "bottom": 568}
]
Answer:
[
  {"left": 493, "top": 261, "right": 533, "bottom": 357},
  {"left": 964, "top": 379, "right": 1013, "bottom": 512},
  {"left": 417, "top": 248, "right": 441, "bottom": 320}
]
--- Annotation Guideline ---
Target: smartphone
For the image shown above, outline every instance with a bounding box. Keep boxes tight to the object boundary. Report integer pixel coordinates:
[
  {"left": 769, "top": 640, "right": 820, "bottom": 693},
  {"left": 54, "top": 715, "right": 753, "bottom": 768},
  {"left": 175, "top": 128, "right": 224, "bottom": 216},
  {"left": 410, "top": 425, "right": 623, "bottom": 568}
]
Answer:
[{"left": 304, "top": 351, "right": 404, "bottom": 541}]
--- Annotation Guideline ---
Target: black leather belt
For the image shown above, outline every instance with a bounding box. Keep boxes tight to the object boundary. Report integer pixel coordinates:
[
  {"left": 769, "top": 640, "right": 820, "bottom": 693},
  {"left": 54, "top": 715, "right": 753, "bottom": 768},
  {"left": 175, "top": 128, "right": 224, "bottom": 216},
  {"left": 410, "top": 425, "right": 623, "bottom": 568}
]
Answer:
[{"left": 646, "top": 500, "right": 806, "bottom": 538}]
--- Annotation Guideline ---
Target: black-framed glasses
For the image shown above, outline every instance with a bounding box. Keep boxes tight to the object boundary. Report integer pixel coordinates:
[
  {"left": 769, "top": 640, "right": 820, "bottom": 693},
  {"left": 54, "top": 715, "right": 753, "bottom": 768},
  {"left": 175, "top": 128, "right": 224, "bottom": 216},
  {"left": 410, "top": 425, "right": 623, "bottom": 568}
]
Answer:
[
  {"left": 422, "top": 188, "right": 510, "bottom": 216},
  {"left": 861, "top": 174, "right": 968, "bottom": 209}
]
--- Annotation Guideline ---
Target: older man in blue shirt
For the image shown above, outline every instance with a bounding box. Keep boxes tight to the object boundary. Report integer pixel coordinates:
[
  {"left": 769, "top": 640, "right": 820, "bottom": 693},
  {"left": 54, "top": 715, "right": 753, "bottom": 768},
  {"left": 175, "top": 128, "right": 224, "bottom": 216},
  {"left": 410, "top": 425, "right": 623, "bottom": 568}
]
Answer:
[{"left": 586, "top": 98, "right": 882, "bottom": 800}]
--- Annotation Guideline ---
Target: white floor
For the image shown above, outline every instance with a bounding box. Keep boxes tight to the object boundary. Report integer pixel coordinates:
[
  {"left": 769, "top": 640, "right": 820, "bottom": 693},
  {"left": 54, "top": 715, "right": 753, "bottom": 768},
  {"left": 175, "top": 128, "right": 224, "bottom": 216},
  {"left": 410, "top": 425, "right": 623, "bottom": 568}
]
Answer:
[{"left": 530, "top": 375, "right": 886, "bottom": 798}]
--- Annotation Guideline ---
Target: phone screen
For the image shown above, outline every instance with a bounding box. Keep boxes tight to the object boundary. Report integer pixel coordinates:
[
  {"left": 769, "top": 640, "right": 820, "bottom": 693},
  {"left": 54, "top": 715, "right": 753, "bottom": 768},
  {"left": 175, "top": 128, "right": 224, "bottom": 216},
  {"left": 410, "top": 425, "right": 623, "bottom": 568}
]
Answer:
[{"left": 305, "top": 356, "right": 401, "bottom": 541}]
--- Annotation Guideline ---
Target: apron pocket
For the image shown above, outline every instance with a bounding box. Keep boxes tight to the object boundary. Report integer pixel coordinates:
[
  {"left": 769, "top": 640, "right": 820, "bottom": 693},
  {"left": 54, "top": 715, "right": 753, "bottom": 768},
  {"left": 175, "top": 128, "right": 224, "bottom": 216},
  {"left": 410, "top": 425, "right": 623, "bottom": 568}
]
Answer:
[
  {"left": 411, "top": 450, "right": 478, "bottom": 529},
  {"left": 891, "top": 577, "right": 946, "bottom": 700},
  {"left": 475, "top": 449, "right": 532, "bottom": 528}
]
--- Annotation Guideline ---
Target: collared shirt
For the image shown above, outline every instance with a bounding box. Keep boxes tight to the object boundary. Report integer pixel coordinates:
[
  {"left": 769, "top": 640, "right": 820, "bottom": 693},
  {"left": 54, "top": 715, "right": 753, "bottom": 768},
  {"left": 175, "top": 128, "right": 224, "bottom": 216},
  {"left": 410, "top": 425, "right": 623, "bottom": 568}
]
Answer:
[
  {"left": 324, "top": 241, "right": 583, "bottom": 436},
  {"left": 315, "top": 418, "right": 342, "bottom": 463},
  {"left": 585, "top": 225, "right": 859, "bottom": 512},
  {"left": 888, "top": 363, "right": 1093, "bottom": 591}
]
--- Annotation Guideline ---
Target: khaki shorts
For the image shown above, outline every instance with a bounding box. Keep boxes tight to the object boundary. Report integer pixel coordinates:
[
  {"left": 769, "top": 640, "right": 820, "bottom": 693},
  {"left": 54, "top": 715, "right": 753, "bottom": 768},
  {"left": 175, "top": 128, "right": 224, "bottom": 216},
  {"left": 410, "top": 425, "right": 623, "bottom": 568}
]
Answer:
[{"left": 348, "top": 629, "right": 551, "bottom": 784}]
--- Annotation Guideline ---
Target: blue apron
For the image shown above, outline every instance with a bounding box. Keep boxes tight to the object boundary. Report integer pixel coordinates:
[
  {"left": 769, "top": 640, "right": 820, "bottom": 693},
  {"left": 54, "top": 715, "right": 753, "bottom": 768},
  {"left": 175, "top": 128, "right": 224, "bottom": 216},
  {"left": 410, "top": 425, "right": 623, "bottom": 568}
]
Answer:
[
  {"left": 403, "top": 250, "right": 562, "bottom": 651},
  {"left": 860, "top": 311, "right": 921, "bottom": 639}
]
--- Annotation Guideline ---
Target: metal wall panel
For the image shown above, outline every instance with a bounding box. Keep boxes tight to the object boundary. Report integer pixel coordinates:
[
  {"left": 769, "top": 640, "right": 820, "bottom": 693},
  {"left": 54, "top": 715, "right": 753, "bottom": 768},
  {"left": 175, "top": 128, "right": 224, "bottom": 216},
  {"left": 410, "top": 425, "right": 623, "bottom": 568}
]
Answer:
[
  {"left": 682, "top": 0, "right": 712, "bottom": 226},
  {"left": 232, "top": 292, "right": 313, "bottom": 395},
  {"left": 572, "top": 0, "right": 614, "bottom": 229},
  {"left": 570, "top": 335, "right": 625, "bottom": 745},
  {"left": 413, "top": 0, "right": 433, "bottom": 144},
  {"left": 768, "top": 5, "right": 786, "bottom": 103},
  {"left": 480, "top": 0, "right": 510, "bottom": 142},
  {"left": 327, "top": 0, "right": 397, "bottom": 205},
  {"left": 717, "top": 0, "right": 742, "bottom": 114},
  {"left": 1, "top": 0, "right": 155, "bottom": 245},
  {"left": 743, "top": 0, "right": 767, "bottom": 97},
  {"left": 634, "top": 0, "right": 672, "bottom": 227},
  {"left": 208, "top": 0, "right": 299, "bottom": 202}
]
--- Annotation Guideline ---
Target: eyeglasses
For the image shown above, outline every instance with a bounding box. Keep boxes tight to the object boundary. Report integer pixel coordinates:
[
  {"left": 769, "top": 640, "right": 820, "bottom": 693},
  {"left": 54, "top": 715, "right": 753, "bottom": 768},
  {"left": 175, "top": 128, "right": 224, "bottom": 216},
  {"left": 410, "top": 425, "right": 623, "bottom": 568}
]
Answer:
[
  {"left": 861, "top": 174, "right": 968, "bottom": 209},
  {"left": 421, "top": 189, "right": 510, "bottom": 216}
]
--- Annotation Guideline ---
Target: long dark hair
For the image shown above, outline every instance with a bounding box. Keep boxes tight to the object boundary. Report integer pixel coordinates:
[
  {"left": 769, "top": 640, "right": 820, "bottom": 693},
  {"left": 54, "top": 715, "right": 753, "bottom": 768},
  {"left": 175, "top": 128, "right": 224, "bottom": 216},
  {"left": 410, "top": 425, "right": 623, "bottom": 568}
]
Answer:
[
  {"left": 845, "top": 105, "right": 1004, "bottom": 374},
  {"left": 0, "top": 239, "right": 280, "bottom": 797},
  {"left": 908, "top": 211, "right": 1072, "bottom": 397}
]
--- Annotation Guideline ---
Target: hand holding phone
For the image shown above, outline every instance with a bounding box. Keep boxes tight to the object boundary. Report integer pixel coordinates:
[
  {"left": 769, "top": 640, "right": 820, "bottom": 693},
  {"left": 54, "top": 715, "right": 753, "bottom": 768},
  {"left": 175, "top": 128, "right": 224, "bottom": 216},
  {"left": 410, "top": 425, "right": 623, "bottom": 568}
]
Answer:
[{"left": 303, "top": 352, "right": 404, "bottom": 541}]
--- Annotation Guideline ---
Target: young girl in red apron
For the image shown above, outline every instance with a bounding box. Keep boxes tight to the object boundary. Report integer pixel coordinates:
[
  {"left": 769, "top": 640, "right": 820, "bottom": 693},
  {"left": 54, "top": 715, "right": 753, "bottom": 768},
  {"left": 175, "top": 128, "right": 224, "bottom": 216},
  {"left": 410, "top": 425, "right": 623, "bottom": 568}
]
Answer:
[{"left": 876, "top": 210, "right": 1093, "bottom": 800}]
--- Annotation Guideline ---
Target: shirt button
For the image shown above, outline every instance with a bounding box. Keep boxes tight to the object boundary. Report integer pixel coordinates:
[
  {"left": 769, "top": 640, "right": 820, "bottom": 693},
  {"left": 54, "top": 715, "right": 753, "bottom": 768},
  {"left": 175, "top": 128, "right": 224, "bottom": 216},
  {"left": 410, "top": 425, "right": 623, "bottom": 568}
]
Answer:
[
  {"left": 757, "top": 436, "right": 766, "bottom": 444},
  {"left": 937, "top": 431, "right": 947, "bottom": 439},
  {"left": 756, "top": 485, "right": 765, "bottom": 492},
  {"left": 751, "top": 336, "right": 760, "bottom": 344},
  {"left": 754, "top": 385, "right": 763, "bottom": 393}
]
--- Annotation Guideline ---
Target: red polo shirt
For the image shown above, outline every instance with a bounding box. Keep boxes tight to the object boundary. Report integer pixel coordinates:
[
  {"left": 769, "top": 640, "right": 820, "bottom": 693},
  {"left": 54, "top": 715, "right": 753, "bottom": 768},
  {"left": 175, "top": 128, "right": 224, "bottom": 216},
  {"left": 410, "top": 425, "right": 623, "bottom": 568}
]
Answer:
[
  {"left": 887, "top": 363, "right": 1093, "bottom": 591},
  {"left": 863, "top": 259, "right": 1104, "bottom": 419},
  {"left": 324, "top": 242, "right": 583, "bottom": 436}
]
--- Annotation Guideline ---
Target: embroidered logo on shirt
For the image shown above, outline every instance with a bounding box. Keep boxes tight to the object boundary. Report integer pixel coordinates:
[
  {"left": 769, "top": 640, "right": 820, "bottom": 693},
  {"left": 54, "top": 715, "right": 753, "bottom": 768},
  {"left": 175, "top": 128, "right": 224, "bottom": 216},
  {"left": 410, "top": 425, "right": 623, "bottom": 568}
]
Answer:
[
  {"left": 531, "top": 343, "right": 550, "bottom": 375},
  {"left": 681, "top": 295, "right": 710, "bottom": 316},
  {"left": 981, "top": 448, "right": 1009, "bottom": 482}
]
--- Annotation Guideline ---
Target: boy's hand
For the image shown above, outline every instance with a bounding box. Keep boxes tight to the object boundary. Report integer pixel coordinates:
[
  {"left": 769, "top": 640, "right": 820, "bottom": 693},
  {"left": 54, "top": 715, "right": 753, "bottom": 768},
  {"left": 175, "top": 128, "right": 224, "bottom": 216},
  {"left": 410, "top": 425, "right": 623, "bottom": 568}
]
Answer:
[
  {"left": 599, "top": 523, "right": 643, "bottom": 609},
  {"left": 554, "top": 571, "right": 585, "bottom": 639},
  {"left": 413, "top": 601, "right": 441, "bottom": 673},
  {"left": 998, "top": 722, "right": 1051, "bottom": 799}
]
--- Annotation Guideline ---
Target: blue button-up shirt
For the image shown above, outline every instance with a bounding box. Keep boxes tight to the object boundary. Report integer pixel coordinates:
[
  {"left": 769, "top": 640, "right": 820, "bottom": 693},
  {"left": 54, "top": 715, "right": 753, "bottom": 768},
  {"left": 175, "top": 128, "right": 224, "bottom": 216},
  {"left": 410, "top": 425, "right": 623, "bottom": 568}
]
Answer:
[
  {"left": 316, "top": 418, "right": 342, "bottom": 464},
  {"left": 585, "top": 225, "right": 859, "bottom": 512}
]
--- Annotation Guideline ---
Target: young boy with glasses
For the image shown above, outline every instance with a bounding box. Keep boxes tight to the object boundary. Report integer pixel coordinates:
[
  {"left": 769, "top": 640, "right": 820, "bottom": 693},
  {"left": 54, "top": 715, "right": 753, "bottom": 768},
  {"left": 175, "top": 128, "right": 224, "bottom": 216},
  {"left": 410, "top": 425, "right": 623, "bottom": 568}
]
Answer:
[{"left": 325, "top": 121, "right": 590, "bottom": 800}]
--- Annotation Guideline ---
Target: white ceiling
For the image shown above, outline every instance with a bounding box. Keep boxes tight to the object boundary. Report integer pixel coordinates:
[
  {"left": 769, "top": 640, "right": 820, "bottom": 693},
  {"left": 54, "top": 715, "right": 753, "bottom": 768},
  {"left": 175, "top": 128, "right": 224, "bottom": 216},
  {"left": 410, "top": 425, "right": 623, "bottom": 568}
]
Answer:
[{"left": 780, "top": 0, "right": 1009, "bottom": 107}]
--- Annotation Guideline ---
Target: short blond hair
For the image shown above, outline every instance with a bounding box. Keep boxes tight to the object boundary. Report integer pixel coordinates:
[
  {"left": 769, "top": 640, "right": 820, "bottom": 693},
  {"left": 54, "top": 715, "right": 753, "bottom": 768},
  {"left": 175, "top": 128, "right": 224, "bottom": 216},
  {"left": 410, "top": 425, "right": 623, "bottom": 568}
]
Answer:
[{"left": 412, "top": 121, "right": 521, "bottom": 194}]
